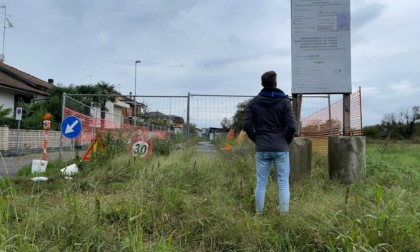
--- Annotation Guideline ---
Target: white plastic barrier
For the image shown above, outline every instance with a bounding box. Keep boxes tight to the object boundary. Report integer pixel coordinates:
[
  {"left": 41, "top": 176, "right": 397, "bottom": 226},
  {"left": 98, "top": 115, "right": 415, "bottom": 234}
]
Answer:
[{"left": 31, "top": 160, "right": 48, "bottom": 173}]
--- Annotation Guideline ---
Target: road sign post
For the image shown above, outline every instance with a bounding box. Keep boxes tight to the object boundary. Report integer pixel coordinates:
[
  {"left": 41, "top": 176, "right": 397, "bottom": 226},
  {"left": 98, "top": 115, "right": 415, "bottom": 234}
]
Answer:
[{"left": 15, "top": 107, "right": 22, "bottom": 155}]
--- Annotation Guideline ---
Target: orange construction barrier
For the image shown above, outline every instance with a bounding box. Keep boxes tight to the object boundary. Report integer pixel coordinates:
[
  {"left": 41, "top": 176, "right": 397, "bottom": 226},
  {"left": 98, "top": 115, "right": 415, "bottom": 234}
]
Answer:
[
  {"left": 42, "top": 118, "right": 51, "bottom": 160},
  {"left": 226, "top": 129, "right": 235, "bottom": 140},
  {"left": 236, "top": 130, "right": 246, "bottom": 143}
]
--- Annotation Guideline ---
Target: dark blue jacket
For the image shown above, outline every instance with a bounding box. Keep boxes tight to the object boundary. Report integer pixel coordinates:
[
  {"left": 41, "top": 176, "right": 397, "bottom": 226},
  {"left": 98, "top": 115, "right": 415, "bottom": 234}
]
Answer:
[{"left": 243, "top": 87, "right": 296, "bottom": 152}]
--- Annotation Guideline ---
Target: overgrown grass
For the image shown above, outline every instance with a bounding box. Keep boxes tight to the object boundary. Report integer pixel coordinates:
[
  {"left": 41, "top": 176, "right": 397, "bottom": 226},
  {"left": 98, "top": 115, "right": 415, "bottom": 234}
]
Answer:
[{"left": 0, "top": 139, "right": 419, "bottom": 251}]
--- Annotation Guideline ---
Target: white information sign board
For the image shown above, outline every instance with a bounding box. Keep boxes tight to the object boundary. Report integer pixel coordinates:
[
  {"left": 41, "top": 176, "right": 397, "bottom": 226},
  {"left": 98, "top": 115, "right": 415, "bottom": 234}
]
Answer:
[{"left": 291, "top": 0, "right": 351, "bottom": 94}]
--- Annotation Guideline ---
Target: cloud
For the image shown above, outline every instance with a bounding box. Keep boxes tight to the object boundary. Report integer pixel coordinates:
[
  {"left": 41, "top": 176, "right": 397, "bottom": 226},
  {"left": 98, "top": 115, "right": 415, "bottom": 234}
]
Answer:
[
  {"left": 2, "top": 0, "right": 419, "bottom": 128},
  {"left": 389, "top": 79, "right": 419, "bottom": 97},
  {"left": 195, "top": 55, "right": 251, "bottom": 68},
  {"left": 352, "top": 2, "right": 387, "bottom": 32}
]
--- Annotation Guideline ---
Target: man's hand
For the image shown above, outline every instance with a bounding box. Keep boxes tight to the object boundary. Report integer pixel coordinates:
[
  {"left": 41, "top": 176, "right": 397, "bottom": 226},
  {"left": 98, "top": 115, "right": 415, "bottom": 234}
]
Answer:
[{"left": 286, "top": 128, "right": 296, "bottom": 144}]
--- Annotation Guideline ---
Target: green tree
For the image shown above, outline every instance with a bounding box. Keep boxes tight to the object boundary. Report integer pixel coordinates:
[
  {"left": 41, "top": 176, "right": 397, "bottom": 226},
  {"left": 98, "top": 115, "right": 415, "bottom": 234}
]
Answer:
[
  {"left": 229, "top": 99, "right": 252, "bottom": 134},
  {"left": 362, "top": 124, "right": 382, "bottom": 139},
  {"left": 184, "top": 122, "right": 197, "bottom": 138},
  {"left": 74, "top": 84, "right": 98, "bottom": 115},
  {"left": 45, "top": 84, "right": 78, "bottom": 123},
  {"left": 0, "top": 104, "right": 15, "bottom": 127},
  {"left": 139, "top": 103, "right": 150, "bottom": 123},
  {"left": 44, "top": 82, "right": 118, "bottom": 129},
  {"left": 0, "top": 104, "right": 12, "bottom": 118},
  {"left": 94, "top": 81, "right": 118, "bottom": 128},
  {"left": 17, "top": 101, "right": 57, "bottom": 130},
  {"left": 220, "top": 117, "right": 232, "bottom": 130},
  {"left": 381, "top": 105, "right": 420, "bottom": 139}
]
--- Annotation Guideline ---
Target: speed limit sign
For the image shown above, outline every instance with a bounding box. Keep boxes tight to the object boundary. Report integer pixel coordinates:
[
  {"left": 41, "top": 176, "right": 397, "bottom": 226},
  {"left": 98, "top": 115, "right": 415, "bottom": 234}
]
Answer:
[{"left": 129, "top": 138, "right": 152, "bottom": 158}]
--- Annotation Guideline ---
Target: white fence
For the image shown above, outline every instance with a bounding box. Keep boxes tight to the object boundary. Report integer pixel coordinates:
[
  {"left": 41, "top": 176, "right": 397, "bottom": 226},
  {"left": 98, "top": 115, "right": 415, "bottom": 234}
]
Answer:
[{"left": 0, "top": 126, "right": 72, "bottom": 152}]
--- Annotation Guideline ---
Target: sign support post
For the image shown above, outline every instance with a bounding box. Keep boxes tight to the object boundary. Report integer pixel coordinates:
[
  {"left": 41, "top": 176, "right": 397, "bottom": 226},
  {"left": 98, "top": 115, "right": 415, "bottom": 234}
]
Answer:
[
  {"left": 292, "top": 94, "right": 302, "bottom": 136},
  {"left": 59, "top": 93, "right": 66, "bottom": 161},
  {"left": 343, "top": 93, "right": 351, "bottom": 135},
  {"left": 15, "top": 107, "right": 22, "bottom": 155}
]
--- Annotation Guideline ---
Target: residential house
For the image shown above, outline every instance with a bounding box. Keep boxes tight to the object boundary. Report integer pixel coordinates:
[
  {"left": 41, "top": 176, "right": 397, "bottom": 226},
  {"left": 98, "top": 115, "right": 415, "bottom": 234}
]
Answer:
[
  {"left": 146, "top": 111, "right": 173, "bottom": 126},
  {"left": 208, "top": 127, "right": 229, "bottom": 140},
  {"left": 168, "top": 115, "right": 185, "bottom": 128},
  {"left": 104, "top": 95, "right": 132, "bottom": 124},
  {"left": 195, "top": 128, "right": 206, "bottom": 137},
  {"left": 168, "top": 115, "right": 185, "bottom": 134},
  {"left": 146, "top": 111, "right": 185, "bottom": 133},
  {"left": 115, "top": 93, "right": 144, "bottom": 125},
  {"left": 0, "top": 62, "right": 54, "bottom": 117},
  {"left": 0, "top": 62, "right": 146, "bottom": 129}
]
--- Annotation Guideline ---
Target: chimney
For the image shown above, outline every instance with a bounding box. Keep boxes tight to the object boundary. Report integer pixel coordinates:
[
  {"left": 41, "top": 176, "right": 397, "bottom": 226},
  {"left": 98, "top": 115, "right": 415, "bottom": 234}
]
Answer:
[
  {"left": 48, "top": 79, "right": 54, "bottom": 85},
  {"left": 129, "top": 92, "right": 132, "bottom": 100}
]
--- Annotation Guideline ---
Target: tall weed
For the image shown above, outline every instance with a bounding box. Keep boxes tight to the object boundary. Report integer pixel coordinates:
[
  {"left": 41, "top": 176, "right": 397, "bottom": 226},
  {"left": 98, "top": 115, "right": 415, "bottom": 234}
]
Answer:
[{"left": 0, "top": 140, "right": 418, "bottom": 250}]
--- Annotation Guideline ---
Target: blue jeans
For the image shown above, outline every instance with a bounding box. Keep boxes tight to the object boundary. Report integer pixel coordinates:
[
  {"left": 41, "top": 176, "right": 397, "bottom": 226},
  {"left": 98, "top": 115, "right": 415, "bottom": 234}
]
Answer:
[{"left": 255, "top": 152, "right": 290, "bottom": 214}]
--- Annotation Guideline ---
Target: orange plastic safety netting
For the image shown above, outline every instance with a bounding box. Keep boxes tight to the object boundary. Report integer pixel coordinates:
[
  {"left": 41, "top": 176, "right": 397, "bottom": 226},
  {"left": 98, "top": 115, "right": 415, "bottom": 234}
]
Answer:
[{"left": 300, "top": 88, "right": 362, "bottom": 154}]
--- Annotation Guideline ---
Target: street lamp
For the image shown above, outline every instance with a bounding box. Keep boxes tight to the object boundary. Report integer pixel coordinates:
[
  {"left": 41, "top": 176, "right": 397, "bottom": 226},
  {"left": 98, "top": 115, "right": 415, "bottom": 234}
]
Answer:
[{"left": 134, "top": 60, "right": 141, "bottom": 126}]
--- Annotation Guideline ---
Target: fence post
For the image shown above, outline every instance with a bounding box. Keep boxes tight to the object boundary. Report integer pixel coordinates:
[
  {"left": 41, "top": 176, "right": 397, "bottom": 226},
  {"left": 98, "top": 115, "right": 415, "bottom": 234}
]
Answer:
[
  {"left": 94, "top": 107, "right": 98, "bottom": 137},
  {"left": 186, "top": 92, "right": 190, "bottom": 141},
  {"left": 359, "top": 86, "right": 363, "bottom": 130},
  {"left": 328, "top": 94, "right": 332, "bottom": 135},
  {"left": 343, "top": 94, "right": 351, "bottom": 136},
  {"left": 59, "top": 92, "right": 66, "bottom": 161}
]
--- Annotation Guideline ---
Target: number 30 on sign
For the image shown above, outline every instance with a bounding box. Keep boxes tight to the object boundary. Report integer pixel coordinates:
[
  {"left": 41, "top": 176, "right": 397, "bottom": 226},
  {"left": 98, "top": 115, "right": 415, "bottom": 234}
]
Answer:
[{"left": 129, "top": 138, "right": 152, "bottom": 158}]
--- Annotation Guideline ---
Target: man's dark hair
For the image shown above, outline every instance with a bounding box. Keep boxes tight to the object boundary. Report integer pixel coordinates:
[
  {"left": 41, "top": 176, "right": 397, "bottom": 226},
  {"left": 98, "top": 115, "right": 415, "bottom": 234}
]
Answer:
[{"left": 261, "top": 71, "right": 277, "bottom": 87}]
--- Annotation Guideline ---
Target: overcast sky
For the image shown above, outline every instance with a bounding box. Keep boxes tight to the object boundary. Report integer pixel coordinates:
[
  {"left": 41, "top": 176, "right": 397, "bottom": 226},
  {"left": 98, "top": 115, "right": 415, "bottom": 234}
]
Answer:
[{"left": 1, "top": 0, "right": 419, "bottom": 126}]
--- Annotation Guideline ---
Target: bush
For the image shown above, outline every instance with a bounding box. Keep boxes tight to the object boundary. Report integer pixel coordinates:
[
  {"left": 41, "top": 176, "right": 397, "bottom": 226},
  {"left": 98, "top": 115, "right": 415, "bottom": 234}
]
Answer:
[
  {"left": 151, "top": 137, "right": 173, "bottom": 156},
  {"left": 362, "top": 125, "right": 382, "bottom": 139}
]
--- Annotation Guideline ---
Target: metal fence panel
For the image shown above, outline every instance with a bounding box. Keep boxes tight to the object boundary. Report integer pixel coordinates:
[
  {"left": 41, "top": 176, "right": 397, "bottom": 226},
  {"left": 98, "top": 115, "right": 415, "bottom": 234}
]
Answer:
[{"left": 2, "top": 89, "right": 362, "bottom": 157}]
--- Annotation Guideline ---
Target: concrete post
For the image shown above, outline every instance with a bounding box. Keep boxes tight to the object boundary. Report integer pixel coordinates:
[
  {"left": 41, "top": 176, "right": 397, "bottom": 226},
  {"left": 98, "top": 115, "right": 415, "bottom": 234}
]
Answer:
[
  {"left": 328, "top": 136, "right": 366, "bottom": 184},
  {"left": 290, "top": 137, "right": 312, "bottom": 184}
]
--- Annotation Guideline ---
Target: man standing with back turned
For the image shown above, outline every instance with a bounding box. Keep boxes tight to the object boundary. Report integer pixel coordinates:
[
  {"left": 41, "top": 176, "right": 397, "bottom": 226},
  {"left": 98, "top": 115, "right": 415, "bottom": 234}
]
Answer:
[{"left": 243, "top": 70, "right": 296, "bottom": 215}]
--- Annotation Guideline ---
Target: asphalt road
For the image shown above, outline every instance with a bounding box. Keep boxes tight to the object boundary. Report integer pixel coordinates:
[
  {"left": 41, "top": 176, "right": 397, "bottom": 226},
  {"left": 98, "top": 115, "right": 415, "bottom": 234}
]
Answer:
[{"left": 0, "top": 151, "right": 76, "bottom": 177}]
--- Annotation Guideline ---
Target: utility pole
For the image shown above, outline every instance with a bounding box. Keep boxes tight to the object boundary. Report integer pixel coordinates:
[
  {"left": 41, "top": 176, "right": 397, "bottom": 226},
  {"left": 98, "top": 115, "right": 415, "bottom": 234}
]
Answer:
[{"left": 84, "top": 75, "right": 92, "bottom": 85}]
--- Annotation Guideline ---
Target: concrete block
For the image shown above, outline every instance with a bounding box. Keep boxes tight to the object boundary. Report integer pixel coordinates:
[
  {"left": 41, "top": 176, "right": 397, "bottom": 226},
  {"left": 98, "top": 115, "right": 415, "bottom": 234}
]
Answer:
[
  {"left": 328, "top": 136, "right": 366, "bottom": 184},
  {"left": 290, "top": 137, "right": 312, "bottom": 184}
]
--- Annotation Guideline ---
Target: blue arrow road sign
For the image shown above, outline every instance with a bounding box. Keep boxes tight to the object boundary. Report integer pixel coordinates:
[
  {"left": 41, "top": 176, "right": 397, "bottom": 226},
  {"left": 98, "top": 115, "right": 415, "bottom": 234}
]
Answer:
[{"left": 61, "top": 115, "right": 82, "bottom": 139}]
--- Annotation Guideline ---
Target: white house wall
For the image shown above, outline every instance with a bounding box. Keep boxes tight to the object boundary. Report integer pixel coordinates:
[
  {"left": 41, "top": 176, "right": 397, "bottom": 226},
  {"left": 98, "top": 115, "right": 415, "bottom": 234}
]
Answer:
[
  {"left": 113, "top": 106, "right": 123, "bottom": 123},
  {"left": 114, "top": 100, "right": 130, "bottom": 109},
  {"left": 0, "top": 88, "right": 15, "bottom": 117},
  {"left": 104, "top": 101, "right": 114, "bottom": 122},
  {"left": 104, "top": 100, "right": 130, "bottom": 124}
]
